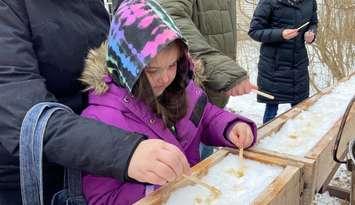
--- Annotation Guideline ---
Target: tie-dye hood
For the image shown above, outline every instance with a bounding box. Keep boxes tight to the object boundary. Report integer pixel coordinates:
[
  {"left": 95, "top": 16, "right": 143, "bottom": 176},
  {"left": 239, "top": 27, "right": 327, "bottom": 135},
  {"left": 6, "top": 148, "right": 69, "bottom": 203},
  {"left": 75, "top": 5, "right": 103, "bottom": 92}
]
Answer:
[{"left": 107, "top": 0, "right": 190, "bottom": 92}]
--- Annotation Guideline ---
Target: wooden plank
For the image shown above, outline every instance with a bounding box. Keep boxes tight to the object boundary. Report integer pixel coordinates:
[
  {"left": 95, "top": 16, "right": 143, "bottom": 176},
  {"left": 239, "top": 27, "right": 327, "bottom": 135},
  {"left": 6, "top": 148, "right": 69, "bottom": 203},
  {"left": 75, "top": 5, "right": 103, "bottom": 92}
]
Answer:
[
  {"left": 306, "top": 103, "right": 355, "bottom": 191},
  {"left": 319, "top": 162, "right": 341, "bottom": 193},
  {"left": 254, "top": 166, "right": 302, "bottom": 205},
  {"left": 249, "top": 143, "right": 317, "bottom": 204},
  {"left": 135, "top": 149, "right": 302, "bottom": 205},
  {"left": 225, "top": 147, "right": 305, "bottom": 167},
  {"left": 325, "top": 185, "right": 350, "bottom": 201}
]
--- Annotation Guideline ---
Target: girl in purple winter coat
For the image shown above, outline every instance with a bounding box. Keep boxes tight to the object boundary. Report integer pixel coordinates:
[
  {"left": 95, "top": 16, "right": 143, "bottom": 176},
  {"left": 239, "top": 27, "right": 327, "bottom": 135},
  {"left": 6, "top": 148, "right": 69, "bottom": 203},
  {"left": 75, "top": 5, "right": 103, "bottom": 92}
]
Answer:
[{"left": 79, "top": 0, "right": 257, "bottom": 204}]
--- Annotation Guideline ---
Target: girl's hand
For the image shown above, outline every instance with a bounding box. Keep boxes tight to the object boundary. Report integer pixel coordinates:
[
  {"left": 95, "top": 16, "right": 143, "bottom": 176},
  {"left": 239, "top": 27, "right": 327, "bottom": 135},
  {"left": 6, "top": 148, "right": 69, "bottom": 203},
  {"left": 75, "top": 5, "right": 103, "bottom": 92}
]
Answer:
[
  {"left": 228, "top": 122, "right": 254, "bottom": 149},
  {"left": 128, "top": 139, "right": 191, "bottom": 185},
  {"left": 282, "top": 29, "right": 299, "bottom": 40},
  {"left": 304, "top": 31, "right": 315, "bottom": 44}
]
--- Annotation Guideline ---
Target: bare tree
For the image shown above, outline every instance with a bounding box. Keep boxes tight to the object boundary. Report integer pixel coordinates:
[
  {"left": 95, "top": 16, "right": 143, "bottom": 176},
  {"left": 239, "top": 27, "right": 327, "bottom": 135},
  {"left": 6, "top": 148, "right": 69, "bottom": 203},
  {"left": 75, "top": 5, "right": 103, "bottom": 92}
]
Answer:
[{"left": 311, "top": 0, "right": 354, "bottom": 81}]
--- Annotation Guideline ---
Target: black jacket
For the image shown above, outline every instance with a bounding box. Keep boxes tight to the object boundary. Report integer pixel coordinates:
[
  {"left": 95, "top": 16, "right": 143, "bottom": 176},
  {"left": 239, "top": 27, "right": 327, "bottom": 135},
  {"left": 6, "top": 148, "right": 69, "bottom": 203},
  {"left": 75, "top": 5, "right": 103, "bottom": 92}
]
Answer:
[
  {"left": 248, "top": 0, "right": 318, "bottom": 104},
  {"left": 0, "top": 0, "right": 145, "bottom": 199}
]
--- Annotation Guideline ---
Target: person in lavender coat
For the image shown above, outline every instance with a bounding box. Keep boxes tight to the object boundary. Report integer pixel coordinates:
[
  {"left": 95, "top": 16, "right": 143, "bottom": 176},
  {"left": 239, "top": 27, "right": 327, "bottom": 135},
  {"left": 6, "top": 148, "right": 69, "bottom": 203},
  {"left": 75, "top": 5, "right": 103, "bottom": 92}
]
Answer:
[{"left": 79, "top": 0, "right": 257, "bottom": 204}]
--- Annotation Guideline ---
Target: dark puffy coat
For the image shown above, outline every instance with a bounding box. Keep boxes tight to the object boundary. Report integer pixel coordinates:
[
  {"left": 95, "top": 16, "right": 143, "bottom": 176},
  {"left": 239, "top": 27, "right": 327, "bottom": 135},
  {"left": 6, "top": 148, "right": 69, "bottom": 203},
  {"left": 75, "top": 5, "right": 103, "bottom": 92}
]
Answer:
[
  {"left": 248, "top": 0, "right": 318, "bottom": 104},
  {"left": 0, "top": 0, "right": 144, "bottom": 202}
]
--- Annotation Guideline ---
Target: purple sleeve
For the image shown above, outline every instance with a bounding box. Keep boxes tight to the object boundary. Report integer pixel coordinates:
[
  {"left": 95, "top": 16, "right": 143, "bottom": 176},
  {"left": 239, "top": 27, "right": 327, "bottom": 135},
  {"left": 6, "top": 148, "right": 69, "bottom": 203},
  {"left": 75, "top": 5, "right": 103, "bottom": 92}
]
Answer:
[
  {"left": 200, "top": 102, "right": 257, "bottom": 148},
  {"left": 82, "top": 173, "right": 145, "bottom": 205}
]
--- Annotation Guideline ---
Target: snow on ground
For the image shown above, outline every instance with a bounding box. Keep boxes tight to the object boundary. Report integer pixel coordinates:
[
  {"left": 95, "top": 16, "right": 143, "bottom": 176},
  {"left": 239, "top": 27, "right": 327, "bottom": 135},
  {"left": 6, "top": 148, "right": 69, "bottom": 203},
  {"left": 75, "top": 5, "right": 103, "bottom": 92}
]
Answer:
[
  {"left": 226, "top": 93, "right": 290, "bottom": 127},
  {"left": 329, "top": 164, "right": 352, "bottom": 191},
  {"left": 312, "top": 192, "right": 347, "bottom": 205}
]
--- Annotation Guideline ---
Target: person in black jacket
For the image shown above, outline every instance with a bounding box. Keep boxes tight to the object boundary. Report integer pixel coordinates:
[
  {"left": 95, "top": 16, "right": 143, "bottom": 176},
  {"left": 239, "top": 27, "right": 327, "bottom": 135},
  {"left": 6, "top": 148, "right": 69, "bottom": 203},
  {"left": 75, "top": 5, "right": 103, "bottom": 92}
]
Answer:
[
  {"left": 0, "top": 0, "right": 190, "bottom": 204},
  {"left": 248, "top": 0, "right": 318, "bottom": 123}
]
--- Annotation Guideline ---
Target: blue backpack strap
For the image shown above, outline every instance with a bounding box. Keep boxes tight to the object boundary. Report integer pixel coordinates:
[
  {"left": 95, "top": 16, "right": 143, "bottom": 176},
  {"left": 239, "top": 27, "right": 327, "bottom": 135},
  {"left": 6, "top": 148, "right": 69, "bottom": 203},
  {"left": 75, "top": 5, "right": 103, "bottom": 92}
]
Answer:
[{"left": 19, "top": 102, "right": 77, "bottom": 205}]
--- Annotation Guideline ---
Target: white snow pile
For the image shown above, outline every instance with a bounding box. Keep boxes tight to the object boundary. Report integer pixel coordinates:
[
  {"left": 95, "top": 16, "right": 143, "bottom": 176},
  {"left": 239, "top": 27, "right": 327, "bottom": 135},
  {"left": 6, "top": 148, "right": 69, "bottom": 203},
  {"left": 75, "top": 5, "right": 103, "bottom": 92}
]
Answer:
[{"left": 165, "top": 154, "right": 283, "bottom": 205}]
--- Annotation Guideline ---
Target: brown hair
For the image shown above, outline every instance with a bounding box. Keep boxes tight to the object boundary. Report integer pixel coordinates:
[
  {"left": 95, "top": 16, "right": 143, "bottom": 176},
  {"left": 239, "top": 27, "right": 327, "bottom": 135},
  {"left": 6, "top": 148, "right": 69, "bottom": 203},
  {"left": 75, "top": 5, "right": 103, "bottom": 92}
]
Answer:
[{"left": 132, "top": 40, "right": 190, "bottom": 128}]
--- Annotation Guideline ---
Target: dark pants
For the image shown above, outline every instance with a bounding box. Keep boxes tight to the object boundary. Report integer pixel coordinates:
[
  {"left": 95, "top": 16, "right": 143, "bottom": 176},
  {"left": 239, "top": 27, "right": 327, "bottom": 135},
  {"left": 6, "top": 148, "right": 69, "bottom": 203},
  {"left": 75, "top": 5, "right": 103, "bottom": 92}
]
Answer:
[
  {"left": 0, "top": 190, "right": 22, "bottom": 205},
  {"left": 263, "top": 102, "right": 299, "bottom": 124}
]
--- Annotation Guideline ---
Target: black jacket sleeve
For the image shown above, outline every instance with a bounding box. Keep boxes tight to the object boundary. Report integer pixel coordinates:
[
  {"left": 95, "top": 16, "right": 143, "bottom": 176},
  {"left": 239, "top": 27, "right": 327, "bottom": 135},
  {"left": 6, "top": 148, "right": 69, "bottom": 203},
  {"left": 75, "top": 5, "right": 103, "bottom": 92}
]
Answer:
[
  {"left": 0, "top": 0, "right": 144, "bottom": 181},
  {"left": 248, "top": 0, "right": 284, "bottom": 43},
  {"left": 308, "top": 0, "right": 318, "bottom": 34}
]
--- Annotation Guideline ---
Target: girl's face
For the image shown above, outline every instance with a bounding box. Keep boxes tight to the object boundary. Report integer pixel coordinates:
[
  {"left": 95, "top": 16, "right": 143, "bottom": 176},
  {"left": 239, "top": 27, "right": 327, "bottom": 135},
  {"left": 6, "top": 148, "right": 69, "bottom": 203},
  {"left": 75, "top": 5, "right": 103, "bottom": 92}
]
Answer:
[{"left": 145, "top": 43, "right": 180, "bottom": 97}]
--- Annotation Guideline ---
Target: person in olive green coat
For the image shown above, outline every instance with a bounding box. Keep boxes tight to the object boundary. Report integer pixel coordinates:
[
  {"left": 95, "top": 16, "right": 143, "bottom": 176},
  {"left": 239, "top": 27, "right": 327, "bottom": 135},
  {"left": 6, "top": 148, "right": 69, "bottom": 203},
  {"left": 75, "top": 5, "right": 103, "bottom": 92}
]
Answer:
[{"left": 157, "top": 0, "right": 257, "bottom": 108}]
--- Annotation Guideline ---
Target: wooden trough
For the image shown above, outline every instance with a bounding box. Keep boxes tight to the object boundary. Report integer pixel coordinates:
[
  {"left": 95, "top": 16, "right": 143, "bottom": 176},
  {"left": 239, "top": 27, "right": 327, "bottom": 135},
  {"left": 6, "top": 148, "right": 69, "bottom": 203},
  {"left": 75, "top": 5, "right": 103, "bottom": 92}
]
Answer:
[
  {"left": 250, "top": 74, "right": 355, "bottom": 205},
  {"left": 135, "top": 149, "right": 303, "bottom": 205}
]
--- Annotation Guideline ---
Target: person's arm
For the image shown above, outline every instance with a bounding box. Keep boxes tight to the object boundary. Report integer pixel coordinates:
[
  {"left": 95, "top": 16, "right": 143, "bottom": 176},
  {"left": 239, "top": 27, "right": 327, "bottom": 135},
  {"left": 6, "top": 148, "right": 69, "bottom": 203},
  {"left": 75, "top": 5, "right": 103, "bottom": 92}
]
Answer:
[
  {"left": 305, "top": 0, "right": 318, "bottom": 44},
  {"left": 159, "top": 0, "right": 248, "bottom": 92},
  {"left": 0, "top": 0, "right": 144, "bottom": 181},
  {"left": 248, "top": 0, "right": 285, "bottom": 43},
  {"left": 309, "top": 0, "right": 318, "bottom": 34},
  {"left": 199, "top": 96, "right": 257, "bottom": 148}
]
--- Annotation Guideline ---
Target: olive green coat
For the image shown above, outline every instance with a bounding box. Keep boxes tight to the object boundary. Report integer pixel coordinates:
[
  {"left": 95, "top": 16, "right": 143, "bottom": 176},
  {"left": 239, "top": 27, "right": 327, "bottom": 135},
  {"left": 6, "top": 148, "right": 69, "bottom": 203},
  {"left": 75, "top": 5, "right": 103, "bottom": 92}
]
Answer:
[{"left": 158, "top": 0, "right": 248, "bottom": 107}]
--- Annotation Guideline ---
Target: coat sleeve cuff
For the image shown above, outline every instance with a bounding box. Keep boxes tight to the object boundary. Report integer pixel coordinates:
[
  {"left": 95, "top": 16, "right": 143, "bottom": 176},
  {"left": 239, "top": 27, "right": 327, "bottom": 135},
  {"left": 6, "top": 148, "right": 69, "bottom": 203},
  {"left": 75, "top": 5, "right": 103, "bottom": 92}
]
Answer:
[
  {"left": 111, "top": 133, "right": 147, "bottom": 182},
  {"left": 223, "top": 114, "right": 258, "bottom": 149},
  {"left": 206, "top": 111, "right": 257, "bottom": 148}
]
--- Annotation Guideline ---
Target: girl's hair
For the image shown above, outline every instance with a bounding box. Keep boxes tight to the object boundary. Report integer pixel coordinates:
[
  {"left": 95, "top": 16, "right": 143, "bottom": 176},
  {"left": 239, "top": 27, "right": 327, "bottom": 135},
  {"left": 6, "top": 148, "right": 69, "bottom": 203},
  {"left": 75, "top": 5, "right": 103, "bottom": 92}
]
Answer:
[{"left": 132, "top": 40, "right": 190, "bottom": 128}]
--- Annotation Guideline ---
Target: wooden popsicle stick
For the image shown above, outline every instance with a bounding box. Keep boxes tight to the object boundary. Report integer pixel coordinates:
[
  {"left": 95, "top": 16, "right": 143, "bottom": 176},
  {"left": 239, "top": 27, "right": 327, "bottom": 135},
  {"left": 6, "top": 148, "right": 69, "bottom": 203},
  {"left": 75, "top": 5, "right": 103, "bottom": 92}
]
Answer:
[
  {"left": 239, "top": 147, "right": 244, "bottom": 167},
  {"left": 296, "top": 21, "right": 310, "bottom": 30},
  {"left": 238, "top": 147, "right": 245, "bottom": 176},
  {"left": 182, "top": 174, "right": 221, "bottom": 195},
  {"left": 252, "top": 89, "right": 275, "bottom": 100}
]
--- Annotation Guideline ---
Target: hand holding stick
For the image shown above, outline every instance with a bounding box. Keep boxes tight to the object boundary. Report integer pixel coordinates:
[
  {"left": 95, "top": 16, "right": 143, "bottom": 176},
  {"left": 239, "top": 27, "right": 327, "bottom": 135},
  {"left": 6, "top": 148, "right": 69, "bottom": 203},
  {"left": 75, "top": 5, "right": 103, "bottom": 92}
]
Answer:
[{"left": 252, "top": 89, "right": 275, "bottom": 99}]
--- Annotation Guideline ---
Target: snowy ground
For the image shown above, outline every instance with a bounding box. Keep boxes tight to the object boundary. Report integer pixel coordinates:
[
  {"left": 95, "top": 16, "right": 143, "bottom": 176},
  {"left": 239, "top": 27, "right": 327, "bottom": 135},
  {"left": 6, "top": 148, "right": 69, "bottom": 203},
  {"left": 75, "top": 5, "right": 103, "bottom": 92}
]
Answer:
[{"left": 227, "top": 40, "right": 352, "bottom": 204}]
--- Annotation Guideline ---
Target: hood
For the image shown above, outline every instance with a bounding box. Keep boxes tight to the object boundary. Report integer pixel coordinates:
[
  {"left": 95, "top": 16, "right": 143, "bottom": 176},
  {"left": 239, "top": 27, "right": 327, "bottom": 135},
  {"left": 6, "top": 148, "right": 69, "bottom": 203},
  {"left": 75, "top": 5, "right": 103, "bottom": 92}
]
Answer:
[
  {"left": 80, "top": 0, "right": 206, "bottom": 94},
  {"left": 80, "top": 42, "right": 110, "bottom": 95},
  {"left": 80, "top": 42, "right": 205, "bottom": 95},
  {"left": 106, "top": 0, "right": 191, "bottom": 92}
]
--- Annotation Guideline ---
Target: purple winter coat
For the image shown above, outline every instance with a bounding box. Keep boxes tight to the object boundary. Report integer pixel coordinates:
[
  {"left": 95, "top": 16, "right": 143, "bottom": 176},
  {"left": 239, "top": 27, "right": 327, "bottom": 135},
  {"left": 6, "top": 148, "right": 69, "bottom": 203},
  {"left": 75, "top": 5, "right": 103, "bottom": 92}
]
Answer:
[
  {"left": 81, "top": 77, "right": 257, "bottom": 204},
  {"left": 80, "top": 1, "right": 257, "bottom": 204}
]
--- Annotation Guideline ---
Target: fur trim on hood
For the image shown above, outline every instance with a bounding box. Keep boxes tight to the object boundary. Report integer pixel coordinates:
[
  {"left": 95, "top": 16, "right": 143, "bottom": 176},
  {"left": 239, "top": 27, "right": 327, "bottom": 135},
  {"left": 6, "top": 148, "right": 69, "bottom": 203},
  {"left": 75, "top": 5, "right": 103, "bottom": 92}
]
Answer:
[
  {"left": 79, "top": 42, "right": 109, "bottom": 95},
  {"left": 80, "top": 42, "right": 206, "bottom": 95}
]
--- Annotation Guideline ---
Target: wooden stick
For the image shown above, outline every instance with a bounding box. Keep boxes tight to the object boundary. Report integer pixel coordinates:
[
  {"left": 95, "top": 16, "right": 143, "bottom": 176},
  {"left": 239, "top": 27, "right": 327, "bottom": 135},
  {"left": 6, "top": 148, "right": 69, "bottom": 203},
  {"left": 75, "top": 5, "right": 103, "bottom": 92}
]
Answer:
[
  {"left": 296, "top": 21, "right": 310, "bottom": 30},
  {"left": 182, "top": 175, "right": 221, "bottom": 195},
  {"left": 252, "top": 89, "right": 275, "bottom": 100},
  {"left": 239, "top": 147, "right": 244, "bottom": 169},
  {"left": 237, "top": 147, "right": 246, "bottom": 178}
]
